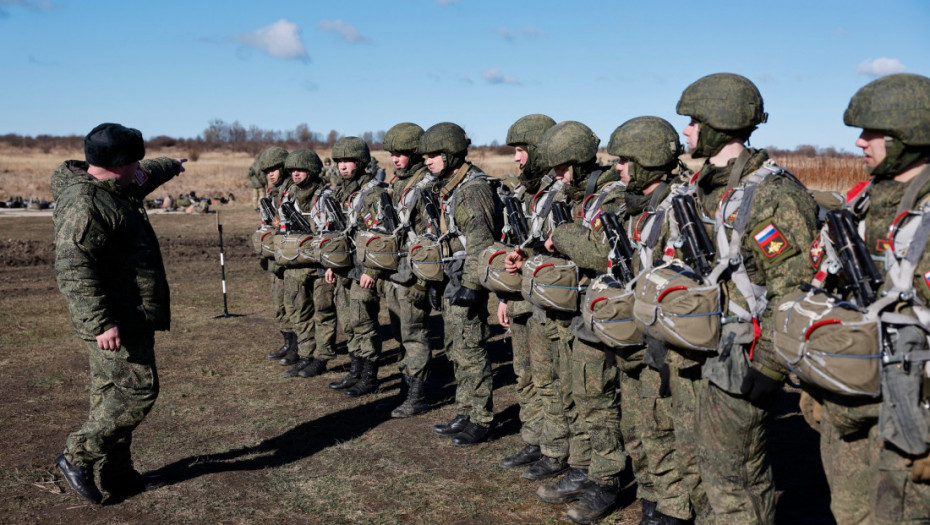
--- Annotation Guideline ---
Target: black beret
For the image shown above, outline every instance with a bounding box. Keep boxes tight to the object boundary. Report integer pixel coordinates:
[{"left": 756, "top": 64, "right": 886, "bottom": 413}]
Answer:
[{"left": 84, "top": 123, "right": 145, "bottom": 167}]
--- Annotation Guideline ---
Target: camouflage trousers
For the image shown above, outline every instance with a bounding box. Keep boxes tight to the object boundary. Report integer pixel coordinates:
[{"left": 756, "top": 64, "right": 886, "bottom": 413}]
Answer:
[
  {"left": 529, "top": 313, "right": 572, "bottom": 461},
  {"left": 333, "top": 274, "right": 381, "bottom": 361},
  {"left": 442, "top": 296, "right": 493, "bottom": 425},
  {"left": 508, "top": 310, "right": 543, "bottom": 447},
  {"left": 696, "top": 378, "right": 775, "bottom": 525},
  {"left": 570, "top": 335, "right": 626, "bottom": 486},
  {"left": 820, "top": 398, "right": 930, "bottom": 524},
  {"left": 667, "top": 357, "right": 713, "bottom": 524},
  {"left": 384, "top": 281, "right": 431, "bottom": 379},
  {"left": 619, "top": 359, "right": 690, "bottom": 520},
  {"left": 283, "top": 267, "right": 336, "bottom": 362},
  {"left": 271, "top": 267, "right": 289, "bottom": 332},
  {"left": 64, "top": 332, "right": 159, "bottom": 472}
]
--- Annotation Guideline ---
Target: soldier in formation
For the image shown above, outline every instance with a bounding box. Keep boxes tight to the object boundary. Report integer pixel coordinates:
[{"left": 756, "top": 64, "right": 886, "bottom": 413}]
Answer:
[{"left": 237, "top": 73, "right": 930, "bottom": 524}]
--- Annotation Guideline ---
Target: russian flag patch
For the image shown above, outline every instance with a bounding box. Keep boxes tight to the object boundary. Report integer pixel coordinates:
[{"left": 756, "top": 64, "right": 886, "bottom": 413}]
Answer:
[
  {"left": 924, "top": 270, "right": 930, "bottom": 292},
  {"left": 753, "top": 223, "right": 788, "bottom": 258}
]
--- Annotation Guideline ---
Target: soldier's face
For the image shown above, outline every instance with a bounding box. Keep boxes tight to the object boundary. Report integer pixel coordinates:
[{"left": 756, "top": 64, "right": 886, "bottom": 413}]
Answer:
[
  {"left": 291, "top": 169, "right": 308, "bottom": 184},
  {"left": 683, "top": 118, "right": 700, "bottom": 151},
  {"left": 338, "top": 160, "right": 356, "bottom": 178},
  {"left": 856, "top": 129, "right": 887, "bottom": 170},
  {"left": 391, "top": 153, "right": 410, "bottom": 170},
  {"left": 266, "top": 168, "right": 281, "bottom": 184},
  {"left": 425, "top": 153, "right": 444, "bottom": 174},
  {"left": 615, "top": 158, "right": 630, "bottom": 185},
  {"left": 514, "top": 146, "right": 529, "bottom": 169},
  {"left": 554, "top": 164, "right": 572, "bottom": 184}
]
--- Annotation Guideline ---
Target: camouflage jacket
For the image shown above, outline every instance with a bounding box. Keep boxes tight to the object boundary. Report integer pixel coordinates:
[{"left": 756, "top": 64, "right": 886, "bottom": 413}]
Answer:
[
  {"left": 332, "top": 171, "right": 387, "bottom": 279},
  {"left": 694, "top": 148, "right": 819, "bottom": 378},
  {"left": 390, "top": 162, "right": 432, "bottom": 243},
  {"left": 51, "top": 158, "right": 183, "bottom": 341},
  {"left": 247, "top": 162, "right": 267, "bottom": 189},
  {"left": 550, "top": 168, "right": 626, "bottom": 277},
  {"left": 438, "top": 162, "right": 501, "bottom": 289}
]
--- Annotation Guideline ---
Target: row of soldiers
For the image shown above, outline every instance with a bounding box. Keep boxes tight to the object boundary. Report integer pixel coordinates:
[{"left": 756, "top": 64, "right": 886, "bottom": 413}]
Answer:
[{"left": 251, "top": 72, "right": 930, "bottom": 525}]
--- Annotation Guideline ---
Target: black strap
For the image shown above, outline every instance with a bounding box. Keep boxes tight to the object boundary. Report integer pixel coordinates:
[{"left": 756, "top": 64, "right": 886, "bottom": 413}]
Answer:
[{"left": 584, "top": 169, "right": 604, "bottom": 202}]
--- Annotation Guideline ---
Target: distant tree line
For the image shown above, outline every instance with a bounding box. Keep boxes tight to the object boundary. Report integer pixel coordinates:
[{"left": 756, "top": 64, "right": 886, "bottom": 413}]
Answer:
[{"left": 0, "top": 122, "right": 856, "bottom": 160}]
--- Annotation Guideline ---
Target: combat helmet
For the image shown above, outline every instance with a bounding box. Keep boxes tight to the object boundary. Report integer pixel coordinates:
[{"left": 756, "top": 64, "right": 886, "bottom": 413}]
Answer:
[
  {"left": 507, "top": 114, "right": 556, "bottom": 185},
  {"left": 383, "top": 122, "right": 424, "bottom": 154},
  {"left": 419, "top": 122, "right": 471, "bottom": 177},
  {"left": 284, "top": 149, "right": 323, "bottom": 187},
  {"left": 258, "top": 146, "right": 289, "bottom": 186},
  {"left": 844, "top": 73, "right": 930, "bottom": 176},
  {"left": 257, "top": 146, "right": 288, "bottom": 173},
  {"left": 331, "top": 137, "right": 371, "bottom": 178},
  {"left": 537, "top": 121, "right": 599, "bottom": 171},
  {"left": 608, "top": 116, "right": 682, "bottom": 192},
  {"left": 676, "top": 73, "right": 767, "bottom": 158}
]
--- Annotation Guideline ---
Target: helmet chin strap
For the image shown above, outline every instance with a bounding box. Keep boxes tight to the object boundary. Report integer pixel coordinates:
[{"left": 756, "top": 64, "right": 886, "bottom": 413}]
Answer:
[{"left": 870, "top": 135, "right": 930, "bottom": 178}]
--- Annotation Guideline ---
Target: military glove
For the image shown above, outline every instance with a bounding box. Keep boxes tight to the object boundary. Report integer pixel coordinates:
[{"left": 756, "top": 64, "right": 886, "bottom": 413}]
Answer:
[
  {"left": 408, "top": 282, "right": 428, "bottom": 305},
  {"left": 449, "top": 284, "right": 477, "bottom": 307},
  {"left": 740, "top": 368, "right": 782, "bottom": 405},
  {"left": 259, "top": 258, "right": 269, "bottom": 272},
  {"left": 907, "top": 453, "right": 930, "bottom": 483}
]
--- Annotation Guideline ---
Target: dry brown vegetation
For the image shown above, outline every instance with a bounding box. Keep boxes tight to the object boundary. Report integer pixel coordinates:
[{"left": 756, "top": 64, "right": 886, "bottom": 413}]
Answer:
[{"left": 0, "top": 145, "right": 867, "bottom": 204}]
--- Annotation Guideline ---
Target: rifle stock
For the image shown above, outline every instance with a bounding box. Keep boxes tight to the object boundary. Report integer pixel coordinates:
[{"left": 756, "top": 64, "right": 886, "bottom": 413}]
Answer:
[
  {"left": 671, "top": 195, "right": 715, "bottom": 276},
  {"left": 601, "top": 212, "right": 635, "bottom": 283},
  {"left": 824, "top": 209, "right": 883, "bottom": 306}
]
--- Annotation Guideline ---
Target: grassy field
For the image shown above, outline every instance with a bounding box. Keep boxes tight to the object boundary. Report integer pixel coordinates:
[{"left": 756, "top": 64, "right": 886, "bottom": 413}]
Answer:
[{"left": 0, "top": 146, "right": 841, "bottom": 524}]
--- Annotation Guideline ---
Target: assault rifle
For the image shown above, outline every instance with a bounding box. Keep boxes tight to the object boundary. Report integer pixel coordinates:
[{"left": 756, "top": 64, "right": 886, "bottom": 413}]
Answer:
[
  {"left": 551, "top": 201, "right": 573, "bottom": 228},
  {"left": 259, "top": 196, "right": 276, "bottom": 226},
  {"left": 671, "top": 195, "right": 716, "bottom": 276},
  {"left": 502, "top": 196, "right": 531, "bottom": 245},
  {"left": 379, "top": 192, "right": 400, "bottom": 233},
  {"left": 322, "top": 194, "right": 347, "bottom": 233},
  {"left": 420, "top": 188, "right": 443, "bottom": 236},
  {"left": 281, "top": 201, "right": 313, "bottom": 233},
  {"left": 824, "top": 209, "right": 883, "bottom": 306},
  {"left": 601, "top": 212, "right": 636, "bottom": 283}
]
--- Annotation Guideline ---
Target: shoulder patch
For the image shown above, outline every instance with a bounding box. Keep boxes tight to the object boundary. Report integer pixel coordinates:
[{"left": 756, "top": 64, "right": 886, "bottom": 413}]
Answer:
[
  {"left": 809, "top": 234, "right": 824, "bottom": 268},
  {"left": 134, "top": 170, "right": 148, "bottom": 186},
  {"left": 753, "top": 223, "right": 787, "bottom": 258},
  {"left": 924, "top": 270, "right": 930, "bottom": 293}
]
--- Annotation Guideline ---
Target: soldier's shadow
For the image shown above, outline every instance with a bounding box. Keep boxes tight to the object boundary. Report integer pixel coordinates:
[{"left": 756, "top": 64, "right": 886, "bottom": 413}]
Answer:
[{"left": 151, "top": 396, "right": 392, "bottom": 486}]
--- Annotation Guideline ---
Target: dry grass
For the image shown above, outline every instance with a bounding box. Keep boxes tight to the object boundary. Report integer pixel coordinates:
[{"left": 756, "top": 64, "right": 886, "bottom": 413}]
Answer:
[{"left": 0, "top": 146, "right": 869, "bottom": 204}]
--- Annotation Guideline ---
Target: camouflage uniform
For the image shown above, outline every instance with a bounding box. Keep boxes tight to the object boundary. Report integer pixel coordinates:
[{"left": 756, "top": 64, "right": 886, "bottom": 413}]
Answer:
[
  {"left": 437, "top": 161, "right": 499, "bottom": 426},
  {"left": 327, "top": 138, "right": 385, "bottom": 395},
  {"left": 281, "top": 150, "right": 336, "bottom": 373},
  {"left": 247, "top": 159, "right": 268, "bottom": 210},
  {"left": 809, "top": 73, "right": 930, "bottom": 524},
  {"left": 692, "top": 150, "right": 818, "bottom": 524},
  {"left": 498, "top": 114, "right": 555, "bottom": 465},
  {"left": 52, "top": 156, "right": 183, "bottom": 473}
]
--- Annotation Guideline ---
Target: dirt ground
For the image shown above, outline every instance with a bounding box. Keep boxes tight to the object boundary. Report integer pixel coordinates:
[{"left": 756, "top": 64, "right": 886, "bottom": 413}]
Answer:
[{"left": 0, "top": 202, "right": 835, "bottom": 524}]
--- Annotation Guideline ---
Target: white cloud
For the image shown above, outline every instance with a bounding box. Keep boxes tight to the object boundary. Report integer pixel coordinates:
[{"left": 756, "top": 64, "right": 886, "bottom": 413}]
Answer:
[
  {"left": 318, "top": 19, "right": 371, "bottom": 44},
  {"left": 483, "top": 69, "right": 520, "bottom": 85},
  {"left": 235, "top": 19, "right": 308, "bottom": 62},
  {"left": 856, "top": 57, "right": 906, "bottom": 77},
  {"left": 437, "top": 0, "right": 458, "bottom": 5}
]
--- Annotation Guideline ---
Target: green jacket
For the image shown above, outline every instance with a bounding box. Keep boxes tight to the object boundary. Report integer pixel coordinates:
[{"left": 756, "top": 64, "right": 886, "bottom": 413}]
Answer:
[
  {"left": 52, "top": 158, "right": 183, "bottom": 341},
  {"left": 440, "top": 163, "right": 501, "bottom": 289}
]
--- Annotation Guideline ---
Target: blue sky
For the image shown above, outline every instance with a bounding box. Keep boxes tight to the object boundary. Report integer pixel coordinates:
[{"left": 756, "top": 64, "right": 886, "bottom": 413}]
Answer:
[{"left": 1, "top": 0, "right": 928, "bottom": 150}]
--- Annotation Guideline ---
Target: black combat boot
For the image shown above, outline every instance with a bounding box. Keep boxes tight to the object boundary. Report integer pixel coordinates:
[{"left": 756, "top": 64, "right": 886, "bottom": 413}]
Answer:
[
  {"left": 566, "top": 482, "right": 620, "bottom": 524},
  {"left": 283, "top": 357, "right": 312, "bottom": 378},
  {"left": 432, "top": 414, "right": 469, "bottom": 436},
  {"left": 329, "top": 356, "right": 363, "bottom": 390},
  {"left": 55, "top": 453, "right": 103, "bottom": 504},
  {"left": 266, "top": 331, "right": 294, "bottom": 360},
  {"left": 640, "top": 500, "right": 658, "bottom": 525},
  {"left": 536, "top": 468, "right": 593, "bottom": 503},
  {"left": 345, "top": 358, "right": 378, "bottom": 397},
  {"left": 642, "top": 510, "right": 689, "bottom": 525},
  {"left": 391, "top": 375, "right": 428, "bottom": 418},
  {"left": 278, "top": 335, "right": 301, "bottom": 366},
  {"left": 297, "top": 358, "right": 327, "bottom": 378},
  {"left": 522, "top": 455, "right": 568, "bottom": 481},
  {"left": 500, "top": 444, "right": 542, "bottom": 469},
  {"left": 451, "top": 420, "right": 491, "bottom": 446}
]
